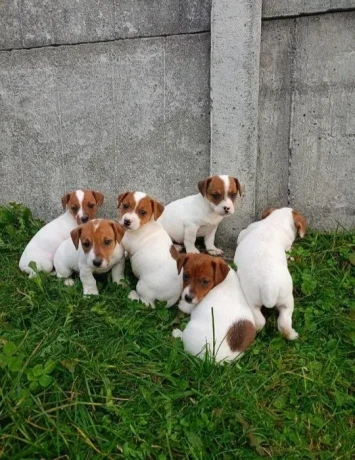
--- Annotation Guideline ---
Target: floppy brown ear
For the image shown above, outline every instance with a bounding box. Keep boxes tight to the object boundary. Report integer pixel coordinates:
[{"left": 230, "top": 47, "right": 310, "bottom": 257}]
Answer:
[
  {"left": 212, "top": 258, "right": 229, "bottom": 286},
  {"left": 151, "top": 199, "right": 165, "bottom": 220},
  {"left": 110, "top": 221, "right": 126, "bottom": 243},
  {"left": 61, "top": 193, "right": 71, "bottom": 210},
  {"left": 231, "top": 177, "right": 245, "bottom": 197},
  {"left": 117, "top": 192, "right": 129, "bottom": 208},
  {"left": 177, "top": 254, "right": 190, "bottom": 275},
  {"left": 92, "top": 191, "right": 104, "bottom": 206},
  {"left": 198, "top": 177, "right": 212, "bottom": 197},
  {"left": 261, "top": 207, "right": 277, "bottom": 219},
  {"left": 70, "top": 226, "right": 83, "bottom": 250},
  {"left": 292, "top": 210, "right": 307, "bottom": 238}
]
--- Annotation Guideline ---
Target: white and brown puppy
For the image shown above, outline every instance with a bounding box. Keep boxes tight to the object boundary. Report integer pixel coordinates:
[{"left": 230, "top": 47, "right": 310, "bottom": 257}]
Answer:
[
  {"left": 173, "top": 254, "right": 256, "bottom": 363},
  {"left": 118, "top": 191, "right": 182, "bottom": 307},
  {"left": 54, "top": 219, "right": 125, "bottom": 295},
  {"left": 234, "top": 207, "right": 307, "bottom": 340},
  {"left": 19, "top": 189, "right": 104, "bottom": 277},
  {"left": 159, "top": 175, "right": 244, "bottom": 255}
]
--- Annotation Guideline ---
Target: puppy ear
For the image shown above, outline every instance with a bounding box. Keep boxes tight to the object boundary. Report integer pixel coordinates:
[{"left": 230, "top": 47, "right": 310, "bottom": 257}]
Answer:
[
  {"left": 151, "top": 199, "right": 165, "bottom": 220},
  {"left": 117, "top": 192, "right": 129, "bottom": 208},
  {"left": 177, "top": 254, "right": 190, "bottom": 275},
  {"left": 292, "top": 210, "right": 307, "bottom": 238},
  {"left": 261, "top": 207, "right": 277, "bottom": 219},
  {"left": 212, "top": 258, "right": 229, "bottom": 286},
  {"left": 110, "top": 221, "right": 126, "bottom": 243},
  {"left": 231, "top": 177, "right": 245, "bottom": 197},
  {"left": 198, "top": 177, "right": 212, "bottom": 197},
  {"left": 61, "top": 193, "right": 71, "bottom": 210},
  {"left": 92, "top": 191, "right": 104, "bottom": 206},
  {"left": 70, "top": 226, "right": 83, "bottom": 250}
]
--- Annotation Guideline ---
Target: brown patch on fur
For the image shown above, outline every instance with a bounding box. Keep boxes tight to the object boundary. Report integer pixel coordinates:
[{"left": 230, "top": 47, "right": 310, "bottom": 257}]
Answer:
[
  {"left": 170, "top": 245, "right": 180, "bottom": 261},
  {"left": 61, "top": 189, "right": 104, "bottom": 224},
  {"left": 292, "top": 210, "right": 307, "bottom": 238},
  {"left": 117, "top": 192, "right": 164, "bottom": 225},
  {"left": 71, "top": 220, "right": 125, "bottom": 262},
  {"left": 228, "top": 177, "right": 244, "bottom": 199},
  {"left": 226, "top": 320, "right": 256, "bottom": 352},
  {"left": 261, "top": 207, "right": 277, "bottom": 220},
  {"left": 176, "top": 253, "right": 229, "bottom": 302}
]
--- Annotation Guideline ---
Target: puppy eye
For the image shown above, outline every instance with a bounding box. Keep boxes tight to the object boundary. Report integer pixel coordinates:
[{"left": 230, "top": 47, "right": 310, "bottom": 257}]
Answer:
[
  {"left": 229, "top": 192, "right": 237, "bottom": 199},
  {"left": 71, "top": 206, "right": 79, "bottom": 212},
  {"left": 212, "top": 192, "right": 220, "bottom": 199},
  {"left": 88, "top": 203, "right": 95, "bottom": 209},
  {"left": 103, "top": 239, "right": 112, "bottom": 246},
  {"left": 183, "top": 273, "right": 189, "bottom": 281},
  {"left": 123, "top": 203, "right": 129, "bottom": 210},
  {"left": 82, "top": 241, "right": 91, "bottom": 248},
  {"left": 139, "top": 209, "right": 147, "bottom": 216},
  {"left": 201, "top": 279, "right": 209, "bottom": 286}
]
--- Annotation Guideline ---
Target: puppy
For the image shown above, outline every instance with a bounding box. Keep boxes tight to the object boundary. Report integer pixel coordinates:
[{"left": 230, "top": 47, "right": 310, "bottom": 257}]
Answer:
[
  {"left": 234, "top": 207, "right": 307, "bottom": 340},
  {"left": 172, "top": 254, "right": 256, "bottom": 363},
  {"left": 118, "top": 191, "right": 182, "bottom": 307},
  {"left": 19, "top": 190, "right": 104, "bottom": 277},
  {"left": 159, "top": 175, "right": 244, "bottom": 255},
  {"left": 54, "top": 219, "right": 125, "bottom": 295}
]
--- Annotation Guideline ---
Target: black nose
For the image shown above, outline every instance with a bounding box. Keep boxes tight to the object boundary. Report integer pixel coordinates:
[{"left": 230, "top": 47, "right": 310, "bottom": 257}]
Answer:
[
  {"left": 93, "top": 258, "right": 102, "bottom": 267},
  {"left": 185, "top": 294, "right": 194, "bottom": 303},
  {"left": 223, "top": 206, "right": 230, "bottom": 213},
  {"left": 124, "top": 218, "right": 131, "bottom": 227},
  {"left": 81, "top": 216, "right": 89, "bottom": 223}
]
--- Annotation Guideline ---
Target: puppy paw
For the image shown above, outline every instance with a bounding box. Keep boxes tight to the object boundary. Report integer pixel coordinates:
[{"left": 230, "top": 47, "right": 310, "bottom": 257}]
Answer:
[
  {"left": 83, "top": 288, "right": 99, "bottom": 296},
  {"left": 64, "top": 278, "right": 75, "bottom": 287},
  {"left": 172, "top": 328, "right": 183, "bottom": 339},
  {"left": 207, "top": 248, "right": 224, "bottom": 256},
  {"left": 173, "top": 244, "right": 184, "bottom": 253},
  {"left": 285, "top": 329, "right": 299, "bottom": 340},
  {"left": 129, "top": 290, "right": 140, "bottom": 301},
  {"left": 185, "top": 247, "right": 200, "bottom": 254},
  {"left": 113, "top": 278, "right": 127, "bottom": 287}
]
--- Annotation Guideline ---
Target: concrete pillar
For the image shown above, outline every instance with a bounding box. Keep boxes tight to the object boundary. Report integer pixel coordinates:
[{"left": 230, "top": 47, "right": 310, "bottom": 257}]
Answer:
[{"left": 210, "top": 0, "right": 262, "bottom": 253}]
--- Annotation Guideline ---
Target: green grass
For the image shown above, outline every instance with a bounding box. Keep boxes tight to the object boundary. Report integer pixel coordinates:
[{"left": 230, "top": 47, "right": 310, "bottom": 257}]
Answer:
[{"left": 0, "top": 203, "right": 355, "bottom": 459}]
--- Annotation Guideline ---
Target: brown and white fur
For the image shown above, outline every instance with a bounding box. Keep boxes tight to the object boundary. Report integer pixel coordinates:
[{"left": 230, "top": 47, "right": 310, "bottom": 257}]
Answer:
[
  {"left": 234, "top": 207, "right": 307, "bottom": 340},
  {"left": 19, "top": 190, "right": 104, "bottom": 277},
  {"left": 172, "top": 254, "right": 256, "bottom": 363},
  {"left": 53, "top": 219, "right": 125, "bottom": 295},
  {"left": 159, "top": 175, "right": 244, "bottom": 255},
  {"left": 118, "top": 191, "right": 183, "bottom": 307}
]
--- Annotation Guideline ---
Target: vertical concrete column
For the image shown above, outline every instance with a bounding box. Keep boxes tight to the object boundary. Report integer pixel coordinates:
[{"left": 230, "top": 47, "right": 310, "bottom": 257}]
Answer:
[{"left": 210, "top": 0, "right": 262, "bottom": 252}]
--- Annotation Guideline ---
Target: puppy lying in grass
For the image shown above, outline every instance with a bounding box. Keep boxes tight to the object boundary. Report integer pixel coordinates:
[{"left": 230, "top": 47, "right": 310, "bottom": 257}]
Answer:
[
  {"left": 173, "top": 253, "right": 256, "bottom": 363},
  {"left": 234, "top": 207, "right": 306, "bottom": 340},
  {"left": 54, "top": 219, "right": 125, "bottom": 295}
]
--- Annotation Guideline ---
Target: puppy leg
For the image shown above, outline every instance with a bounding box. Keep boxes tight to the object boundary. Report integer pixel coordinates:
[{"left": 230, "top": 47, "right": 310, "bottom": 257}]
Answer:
[
  {"left": 79, "top": 267, "right": 99, "bottom": 296},
  {"left": 277, "top": 296, "right": 298, "bottom": 340},
  {"left": 204, "top": 225, "right": 223, "bottom": 256},
  {"left": 130, "top": 281, "right": 155, "bottom": 308},
  {"left": 252, "top": 306, "right": 266, "bottom": 332},
  {"left": 184, "top": 224, "right": 199, "bottom": 254},
  {"left": 56, "top": 266, "right": 74, "bottom": 287},
  {"left": 112, "top": 258, "right": 125, "bottom": 286}
]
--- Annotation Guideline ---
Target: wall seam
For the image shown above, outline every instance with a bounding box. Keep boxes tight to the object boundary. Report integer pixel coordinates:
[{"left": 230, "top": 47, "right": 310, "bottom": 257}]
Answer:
[{"left": 287, "top": 18, "right": 297, "bottom": 206}]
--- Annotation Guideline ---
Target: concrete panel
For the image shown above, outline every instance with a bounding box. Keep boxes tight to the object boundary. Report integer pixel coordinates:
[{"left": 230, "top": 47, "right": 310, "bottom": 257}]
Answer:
[
  {"left": 289, "top": 13, "right": 355, "bottom": 230},
  {"left": 263, "top": 0, "right": 355, "bottom": 18},
  {"left": 0, "top": 0, "right": 211, "bottom": 50},
  {"left": 256, "top": 19, "right": 293, "bottom": 217},
  {"left": 210, "top": 0, "right": 262, "bottom": 251}
]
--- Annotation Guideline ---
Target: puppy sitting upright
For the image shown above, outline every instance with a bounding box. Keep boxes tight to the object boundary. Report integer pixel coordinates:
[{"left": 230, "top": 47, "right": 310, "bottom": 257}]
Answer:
[
  {"left": 234, "top": 207, "right": 307, "bottom": 340},
  {"left": 54, "top": 219, "right": 125, "bottom": 295},
  {"left": 173, "top": 254, "right": 256, "bottom": 363},
  {"left": 19, "top": 189, "right": 104, "bottom": 277},
  {"left": 118, "top": 191, "right": 182, "bottom": 307},
  {"left": 159, "top": 175, "right": 244, "bottom": 255}
]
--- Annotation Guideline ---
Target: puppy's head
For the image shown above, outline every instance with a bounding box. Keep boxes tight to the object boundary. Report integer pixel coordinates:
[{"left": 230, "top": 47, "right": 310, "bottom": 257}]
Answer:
[
  {"left": 62, "top": 189, "right": 104, "bottom": 225},
  {"left": 176, "top": 253, "right": 230, "bottom": 306},
  {"left": 198, "top": 175, "right": 244, "bottom": 217},
  {"left": 261, "top": 207, "right": 307, "bottom": 238},
  {"left": 117, "top": 191, "right": 164, "bottom": 231},
  {"left": 70, "top": 219, "right": 125, "bottom": 269}
]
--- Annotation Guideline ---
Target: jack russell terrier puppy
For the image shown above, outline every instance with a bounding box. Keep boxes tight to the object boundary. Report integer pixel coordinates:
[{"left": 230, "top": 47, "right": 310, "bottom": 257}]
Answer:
[
  {"left": 117, "top": 191, "right": 182, "bottom": 307},
  {"left": 19, "top": 189, "right": 104, "bottom": 277},
  {"left": 172, "top": 254, "right": 256, "bottom": 363},
  {"left": 234, "top": 207, "right": 307, "bottom": 340},
  {"left": 53, "top": 219, "right": 125, "bottom": 295},
  {"left": 159, "top": 175, "right": 244, "bottom": 255}
]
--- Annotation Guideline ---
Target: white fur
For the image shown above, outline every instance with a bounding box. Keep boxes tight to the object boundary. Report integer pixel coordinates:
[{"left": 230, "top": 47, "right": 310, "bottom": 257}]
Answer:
[
  {"left": 159, "top": 175, "right": 235, "bottom": 255},
  {"left": 53, "top": 221, "right": 125, "bottom": 296},
  {"left": 234, "top": 207, "right": 299, "bottom": 340},
  {"left": 173, "top": 270, "right": 255, "bottom": 362}
]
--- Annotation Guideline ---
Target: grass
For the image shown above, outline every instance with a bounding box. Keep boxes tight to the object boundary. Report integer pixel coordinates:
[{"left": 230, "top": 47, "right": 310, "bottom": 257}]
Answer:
[{"left": 0, "top": 203, "right": 354, "bottom": 460}]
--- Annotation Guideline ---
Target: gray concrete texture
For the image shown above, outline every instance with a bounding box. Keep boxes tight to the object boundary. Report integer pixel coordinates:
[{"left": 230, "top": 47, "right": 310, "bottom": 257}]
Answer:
[
  {"left": 263, "top": 0, "right": 355, "bottom": 18},
  {"left": 0, "top": 0, "right": 211, "bottom": 50},
  {"left": 0, "top": 33, "right": 211, "bottom": 220},
  {"left": 258, "top": 12, "right": 355, "bottom": 229}
]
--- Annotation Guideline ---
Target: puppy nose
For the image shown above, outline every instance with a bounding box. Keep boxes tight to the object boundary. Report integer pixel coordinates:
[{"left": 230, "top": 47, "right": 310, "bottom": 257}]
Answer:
[
  {"left": 81, "top": 216, "right": 89, "bottom": 223},
  {"left": 223, "top": 206, "right": 230, "bottom": 213},
  {"left": 124, "top": 218, "right": 131, "bottom": 227},
  {"left": 185, "top": 294, "right": 194, "bottom": 303},
  {"left": 93, "top": 258, "right": 102, "bottom": 267}
]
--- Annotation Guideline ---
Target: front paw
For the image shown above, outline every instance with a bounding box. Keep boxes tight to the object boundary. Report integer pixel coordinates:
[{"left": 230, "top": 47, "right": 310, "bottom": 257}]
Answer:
[
  {"left": 113, "top": 278, "right": 127, "bottom": 287},
  {"left": 178, "top": 299, "right": 195, "bottom": 314},
  {"left": 83, "top": 287, "right": 99, "bottom": 296},
  {"left": 207, "top": 248, "right": 224, "bottom": 256},
  {"left": 129, "top": 290, "right": 140, "bottom": 301},
  {"left": 64, "top": 278, "right": 75, "bottom": 287},
  {"left": 185, "top": 247, "right": 200, "bottom": 254}
]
